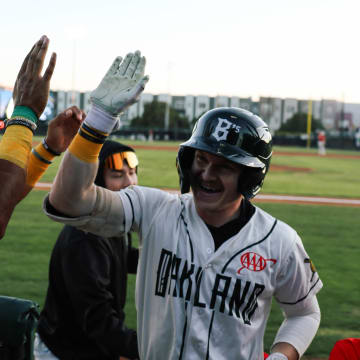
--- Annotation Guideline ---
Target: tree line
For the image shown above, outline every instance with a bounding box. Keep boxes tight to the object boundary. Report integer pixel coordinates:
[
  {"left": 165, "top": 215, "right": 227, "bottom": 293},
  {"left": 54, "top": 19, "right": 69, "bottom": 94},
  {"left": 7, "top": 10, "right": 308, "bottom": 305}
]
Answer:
[{"left": 130, "top": 100, "right": 324, "bottom": 135}]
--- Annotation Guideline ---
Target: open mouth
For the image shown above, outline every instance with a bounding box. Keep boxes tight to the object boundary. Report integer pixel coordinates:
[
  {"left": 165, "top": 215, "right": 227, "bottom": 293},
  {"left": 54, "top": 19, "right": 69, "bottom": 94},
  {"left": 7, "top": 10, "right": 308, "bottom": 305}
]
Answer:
[
  {"left": 190, "top": 174, "right": 222, "bottom": 197},
  {"left": 199, "top": 183, "right": 221, "bottom": 194}
]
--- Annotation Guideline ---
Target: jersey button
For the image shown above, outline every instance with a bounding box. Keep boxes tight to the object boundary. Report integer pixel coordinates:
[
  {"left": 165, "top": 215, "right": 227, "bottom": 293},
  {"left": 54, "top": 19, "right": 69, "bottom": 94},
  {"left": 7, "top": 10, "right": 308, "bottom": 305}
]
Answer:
[{"left": 206, "top": 248, "right": 212, "bottom": 254}]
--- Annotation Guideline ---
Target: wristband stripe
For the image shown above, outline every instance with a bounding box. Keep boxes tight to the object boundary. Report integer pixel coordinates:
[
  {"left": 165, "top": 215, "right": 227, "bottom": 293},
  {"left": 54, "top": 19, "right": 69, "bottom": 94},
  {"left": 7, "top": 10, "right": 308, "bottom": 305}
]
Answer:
[
  {"left": 42, "top": 139, "right": 61, "bottom": 156},
  {"left": 31, "top": 149, "right": 52, "bottom": 165},
  {"left": 6, "top": 118, "right": 36, "bottom": 133},
  {"left": 26, "top": 149, "right": 53, "bottom": 188},
  {"left": 79, "top": 129, "right": 105, "bottom": 144},
  {"left": 69, "top": 132, "right": 104, "bottom": 163},
  {"left": 82, "top": 123, "right": 108, "bottom": 140},
  {"left": 35, "top": 142, "right": 56, "bottom": 163}
]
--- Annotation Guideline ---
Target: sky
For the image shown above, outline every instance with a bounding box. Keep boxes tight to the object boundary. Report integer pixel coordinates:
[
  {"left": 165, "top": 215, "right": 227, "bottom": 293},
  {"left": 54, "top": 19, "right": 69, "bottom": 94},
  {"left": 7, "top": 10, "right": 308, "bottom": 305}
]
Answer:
[{"left": 2, "top": 0, "right": 360, "bottom": 102}]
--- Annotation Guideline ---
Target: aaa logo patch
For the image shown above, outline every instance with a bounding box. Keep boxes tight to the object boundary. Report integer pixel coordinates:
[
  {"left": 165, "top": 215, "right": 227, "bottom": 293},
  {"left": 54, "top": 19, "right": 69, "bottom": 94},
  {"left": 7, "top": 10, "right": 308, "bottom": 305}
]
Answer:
[{"left": 237, "top": 252, "right": 277, "bottom": 274}]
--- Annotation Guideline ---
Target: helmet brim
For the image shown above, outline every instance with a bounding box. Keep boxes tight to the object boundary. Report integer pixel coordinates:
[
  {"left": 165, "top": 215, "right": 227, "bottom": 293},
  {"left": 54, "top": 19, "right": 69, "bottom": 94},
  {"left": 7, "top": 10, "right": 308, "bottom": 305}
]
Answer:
[{"left": 180, "top": 137, "right": 266, "bottom": 169}]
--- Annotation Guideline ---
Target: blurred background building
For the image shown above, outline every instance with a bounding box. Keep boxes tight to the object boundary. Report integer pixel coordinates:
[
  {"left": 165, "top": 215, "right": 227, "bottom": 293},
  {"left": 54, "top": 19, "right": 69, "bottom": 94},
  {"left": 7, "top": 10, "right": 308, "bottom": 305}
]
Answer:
[{"left": 1, "top": 86, "right": 360, "bottom": 148}]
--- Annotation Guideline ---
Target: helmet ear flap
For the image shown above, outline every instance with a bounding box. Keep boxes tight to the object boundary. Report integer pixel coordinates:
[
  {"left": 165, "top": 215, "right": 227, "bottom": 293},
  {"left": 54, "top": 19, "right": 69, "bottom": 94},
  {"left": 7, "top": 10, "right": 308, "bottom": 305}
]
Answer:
[
  {"left": 176, "top": 147, "right": 195, "bottom": 194},
  {"left": 238, "top": 167, "right": 266, "bottom": 199}
]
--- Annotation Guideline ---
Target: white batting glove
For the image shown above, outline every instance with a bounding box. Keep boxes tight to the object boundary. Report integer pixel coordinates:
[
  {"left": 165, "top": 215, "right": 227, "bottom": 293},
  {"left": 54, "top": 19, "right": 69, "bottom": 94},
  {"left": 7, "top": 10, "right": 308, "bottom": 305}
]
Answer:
[
  {"left": 267, "top": 353, "right": 288, "bottom": 360},
  {"left": 90, "top": 51, "right": 149, "bottom": 116}
]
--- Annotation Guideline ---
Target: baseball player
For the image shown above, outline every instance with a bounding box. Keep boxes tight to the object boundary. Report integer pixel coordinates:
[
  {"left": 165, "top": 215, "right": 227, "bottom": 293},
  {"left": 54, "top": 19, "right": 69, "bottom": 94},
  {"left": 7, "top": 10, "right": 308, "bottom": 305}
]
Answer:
[{"left": 44, "top": 51, "right": 322, "bottom": 360}]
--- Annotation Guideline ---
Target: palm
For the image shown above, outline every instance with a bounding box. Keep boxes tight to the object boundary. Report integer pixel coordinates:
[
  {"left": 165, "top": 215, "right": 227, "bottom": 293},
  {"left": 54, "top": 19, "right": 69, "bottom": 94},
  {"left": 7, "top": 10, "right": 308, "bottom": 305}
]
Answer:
[{"left": 90, "top": 52, "right": 148, "bottom": 115}]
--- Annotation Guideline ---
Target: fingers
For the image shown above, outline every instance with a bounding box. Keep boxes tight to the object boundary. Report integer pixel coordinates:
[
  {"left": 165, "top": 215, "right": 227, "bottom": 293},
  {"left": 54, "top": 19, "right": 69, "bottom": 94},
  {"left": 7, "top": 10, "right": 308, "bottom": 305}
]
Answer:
[
  {"left": 27, "top": 35, "right": 48, "bottom": 75},
  {"left": 13, "top": 37, "right": 41, "bottom": 92},
  {"left": 80, "top": 110, "right": 87, "bottom": 121},
  {"left": 109, "top": 51, "right": 144, "bottom": 79},
  {"left": 34, "top": 35, "right": 50, "bottom": 75},
  {"left": 118, "top": 52, "right": 133, "bottom": 76},
  {"left": 43, "top": 52, "right": 57, "bottom": 81},
  {"left": 72, "top": 107, "right": 84, "bottom": 122},
  {"left": 125, "top": 50, "right": 141, "bottom": 78},
  {"left": 105, "top": 56, "right": 123, "bottom": 78},
  {"left": 16, "top": 41, "right": 38, "bottom": 81},
  {"left": 65, "top": 106, "right": 85, "bottom": 122},
  {"left": 133, "top": 55, "right": 146, "bottom": 80},
  {"left": 65, "top": 109, "right": 73, "bottom": 117}
]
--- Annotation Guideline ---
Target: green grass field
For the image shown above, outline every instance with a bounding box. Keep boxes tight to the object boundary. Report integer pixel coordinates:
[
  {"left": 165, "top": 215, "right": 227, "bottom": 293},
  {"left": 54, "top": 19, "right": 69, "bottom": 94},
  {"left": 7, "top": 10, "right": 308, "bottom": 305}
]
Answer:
[{"left": 1, "top": 140, "right": 360, "bottom": 358}]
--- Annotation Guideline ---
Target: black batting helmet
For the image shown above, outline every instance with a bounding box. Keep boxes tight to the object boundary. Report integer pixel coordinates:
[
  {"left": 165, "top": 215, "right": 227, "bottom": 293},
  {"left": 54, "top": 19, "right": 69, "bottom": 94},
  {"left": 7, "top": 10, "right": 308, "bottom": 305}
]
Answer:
[{"left": 176, "top": 107, "right": 272, "bottom": 199}]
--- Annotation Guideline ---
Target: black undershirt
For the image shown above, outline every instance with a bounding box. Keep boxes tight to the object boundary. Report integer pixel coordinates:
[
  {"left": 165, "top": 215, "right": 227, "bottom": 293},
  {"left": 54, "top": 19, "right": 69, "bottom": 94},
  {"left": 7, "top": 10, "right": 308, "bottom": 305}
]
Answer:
[{"left": 206, "top": 199, "right": 255, "bottom": 251}]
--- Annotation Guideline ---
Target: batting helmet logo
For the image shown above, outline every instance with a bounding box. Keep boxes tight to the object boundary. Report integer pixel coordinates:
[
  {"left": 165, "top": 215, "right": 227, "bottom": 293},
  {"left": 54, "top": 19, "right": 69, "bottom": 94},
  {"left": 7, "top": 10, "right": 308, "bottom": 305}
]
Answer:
[
  {"left": 237, "top": 252, "right": 277, "bottom": 274},
  {"left": 212, "top": 117, "right": 241, "bottom": 141}
]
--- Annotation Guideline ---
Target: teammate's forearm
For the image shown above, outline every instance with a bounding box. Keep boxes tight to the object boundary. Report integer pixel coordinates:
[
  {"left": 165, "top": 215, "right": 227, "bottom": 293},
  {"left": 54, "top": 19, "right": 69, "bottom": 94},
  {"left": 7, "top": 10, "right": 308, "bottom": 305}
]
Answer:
[
  {"left": 0, "top": 160, "right": 26, "bottom": 238},
  {"left": 49, "top": 106, "right": 114, "bottom": 216},
  {"left": 49, "top": 150, "right": 98, "bottom": 217},
  {"left": 0, "top": 106, "right": 37, "bottom": 238},
  {"left": 18, "top": 139, "right": 58, "bottom": 201}
]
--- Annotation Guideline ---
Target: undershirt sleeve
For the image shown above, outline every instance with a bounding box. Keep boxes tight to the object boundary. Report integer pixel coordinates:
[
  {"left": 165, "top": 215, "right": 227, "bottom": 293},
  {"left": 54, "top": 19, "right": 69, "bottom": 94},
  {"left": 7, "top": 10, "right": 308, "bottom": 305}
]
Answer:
[{"left": 272, "top": 296, "right": 321, "bottom": 357}]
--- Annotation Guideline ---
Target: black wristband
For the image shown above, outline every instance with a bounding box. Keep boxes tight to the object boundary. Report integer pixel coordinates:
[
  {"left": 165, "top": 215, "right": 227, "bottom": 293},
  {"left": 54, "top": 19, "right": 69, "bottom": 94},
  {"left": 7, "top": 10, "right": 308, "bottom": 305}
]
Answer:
[
  {"left": 42, "top": 138, "right": 61, "bottom": 156},
  {"left": 32, "top": 148, "right": 52, "bottom": 164},
  {"left": 78, "top": 128, "right": 106, "bottom": 144},
  {"left": 6, "top": 119, "right": 36, "bottom": 133},
  {"left": 82, "top": 123, "right": 107, "bottom": 140}
]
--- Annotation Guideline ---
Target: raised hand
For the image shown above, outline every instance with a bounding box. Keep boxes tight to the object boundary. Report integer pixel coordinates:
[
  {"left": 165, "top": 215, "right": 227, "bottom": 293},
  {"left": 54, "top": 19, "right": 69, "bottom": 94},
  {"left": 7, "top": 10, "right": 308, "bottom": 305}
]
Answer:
[
  {"left": 13, "top": 35, "right": 56, "bottom": 118},
  {"left": 90, "top": 51, "right": 149, "bottom": 116},
  {"left": 45, "top": 106, "right": 86, "bottom": 154}
]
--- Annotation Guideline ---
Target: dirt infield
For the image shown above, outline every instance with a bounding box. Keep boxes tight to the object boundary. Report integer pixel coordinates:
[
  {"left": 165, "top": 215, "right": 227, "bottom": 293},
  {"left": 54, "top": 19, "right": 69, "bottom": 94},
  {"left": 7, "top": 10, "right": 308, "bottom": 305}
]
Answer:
[{"left": 270, "top": 164, "right": 312, "bottom": 172}]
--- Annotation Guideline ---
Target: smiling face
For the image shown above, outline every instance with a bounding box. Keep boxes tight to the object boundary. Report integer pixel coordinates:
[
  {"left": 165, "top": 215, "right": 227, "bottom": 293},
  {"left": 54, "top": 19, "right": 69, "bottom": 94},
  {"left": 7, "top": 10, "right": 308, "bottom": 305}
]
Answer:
[
  {"left": 190, "top": 150, "right": 243, "bottom": 226},
  {"left": 103, "top": 161, "right": 138, "bottom": 191}
]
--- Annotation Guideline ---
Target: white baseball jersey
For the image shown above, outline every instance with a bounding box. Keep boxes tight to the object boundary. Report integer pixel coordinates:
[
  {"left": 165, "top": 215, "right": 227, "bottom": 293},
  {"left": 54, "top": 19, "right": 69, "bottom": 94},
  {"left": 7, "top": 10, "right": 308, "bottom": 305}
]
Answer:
[{"left": 118, "top": 186, "right": 323, "bottom": 360}]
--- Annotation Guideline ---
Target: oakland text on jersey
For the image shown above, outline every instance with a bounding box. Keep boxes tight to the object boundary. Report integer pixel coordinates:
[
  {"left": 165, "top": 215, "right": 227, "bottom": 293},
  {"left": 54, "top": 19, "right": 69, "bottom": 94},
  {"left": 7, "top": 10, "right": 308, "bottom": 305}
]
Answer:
[{"left": 155, "top": 248, "right": 265, "bottom": 325}]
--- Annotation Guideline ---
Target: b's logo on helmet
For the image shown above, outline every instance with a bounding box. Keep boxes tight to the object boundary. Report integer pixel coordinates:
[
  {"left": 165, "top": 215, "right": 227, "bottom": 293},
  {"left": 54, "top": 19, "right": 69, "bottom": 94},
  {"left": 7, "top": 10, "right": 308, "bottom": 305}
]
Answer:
[{"left": 212, "top": 118, "right": 241, "bottom": 141}]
